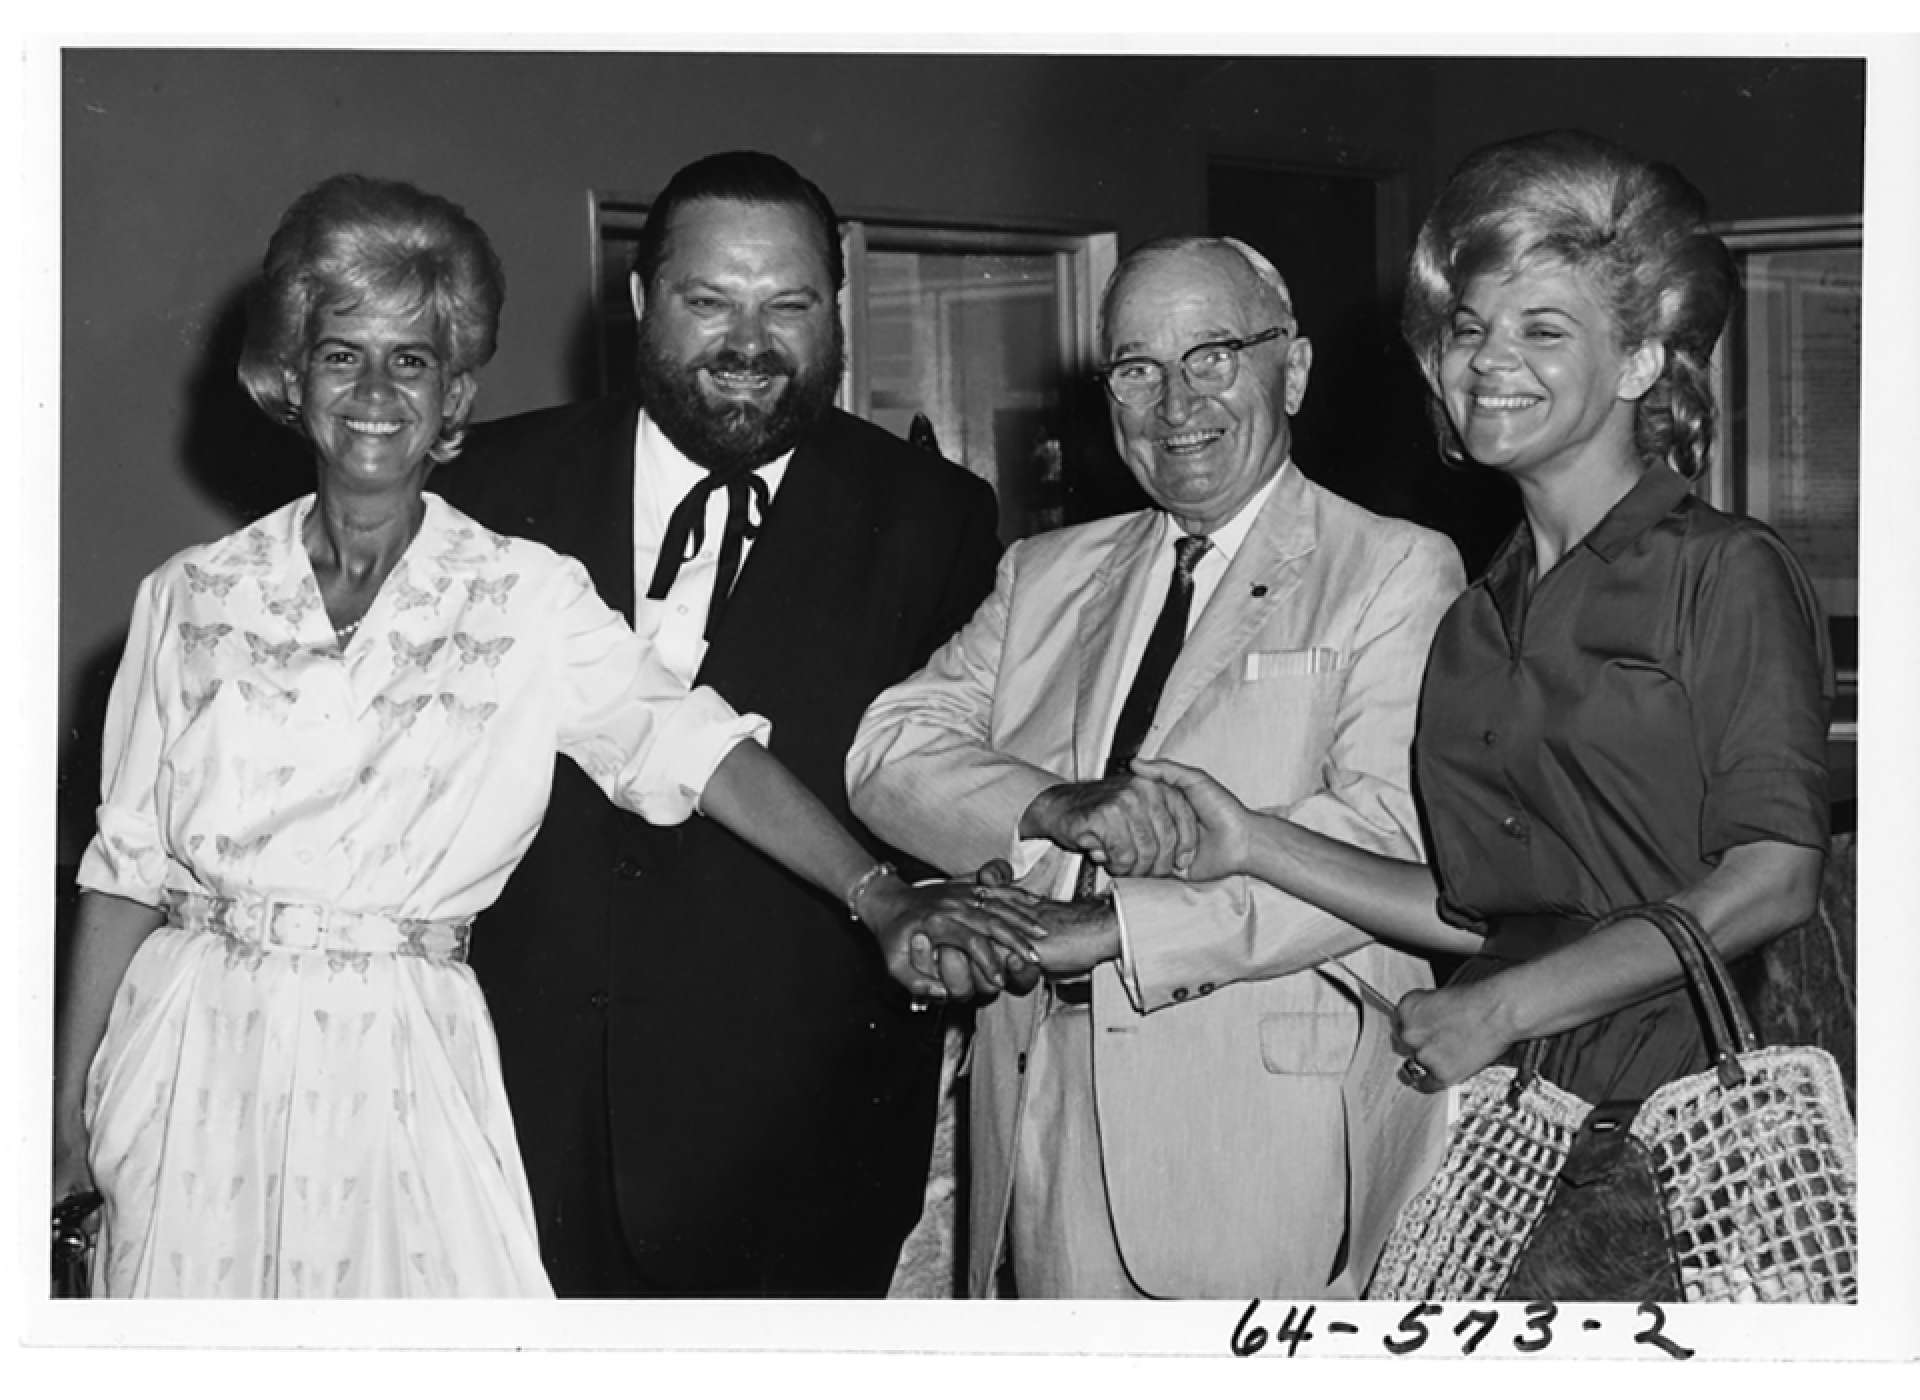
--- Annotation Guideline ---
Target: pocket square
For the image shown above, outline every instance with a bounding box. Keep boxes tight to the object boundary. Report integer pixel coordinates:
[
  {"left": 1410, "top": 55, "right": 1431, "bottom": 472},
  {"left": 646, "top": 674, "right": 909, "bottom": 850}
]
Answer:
[{"left": 1243, "top": 647, "right": 1342, "bottom": 681}]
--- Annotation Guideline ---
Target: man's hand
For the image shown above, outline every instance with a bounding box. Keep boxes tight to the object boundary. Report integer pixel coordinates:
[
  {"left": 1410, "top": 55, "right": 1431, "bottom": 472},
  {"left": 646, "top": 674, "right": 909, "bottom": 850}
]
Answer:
[
  {"left": 1022, "top": 892, "right": 1123, "bottom": 980},
  {"left": 1019, "top": 776, "right": 1198, "bottom": 878},
  {"left": 1127, "top": 756, "right": 1256, "bottom": 882}
]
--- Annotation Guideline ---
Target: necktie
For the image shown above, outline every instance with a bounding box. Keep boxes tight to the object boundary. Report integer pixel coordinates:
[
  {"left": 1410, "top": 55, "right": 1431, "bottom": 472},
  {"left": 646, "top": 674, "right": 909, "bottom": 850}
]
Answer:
[
  {"left": 1075, "top": 531, "right": 1210, "bottom": 899},
  {"left": 645, "top": 461, "right": 773, "bottom": 640}
]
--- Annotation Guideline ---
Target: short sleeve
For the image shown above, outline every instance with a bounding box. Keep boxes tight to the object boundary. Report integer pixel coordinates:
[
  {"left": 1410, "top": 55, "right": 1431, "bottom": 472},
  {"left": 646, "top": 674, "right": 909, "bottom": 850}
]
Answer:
[
  {"left": 75, "top": 570, "right": 172, "bottom": 905},
  {"left": 548, "top": 557, "right": 770, "bottom": 825},
  {"left": 1685, "top": 524, "right": 1833, "bottom": 859}
]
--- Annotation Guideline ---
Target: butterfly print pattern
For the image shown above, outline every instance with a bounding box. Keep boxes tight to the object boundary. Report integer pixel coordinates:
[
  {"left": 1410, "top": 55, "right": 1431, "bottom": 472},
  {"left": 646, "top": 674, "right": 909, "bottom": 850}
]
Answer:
[
  {"left": 437, "top": 694, "right": 498, "bottom": 734},
  {"left": 178, "top": 621, "right": 232, "bottom": 656},
  {"left": 74, "top": 492, "right": 750, "bottom": 1298},
  {"left": 184, "top": 563, "right": 239, "bottom": 599},
  {"left": 387, "top": 633, "right": 448, "bottom": 671},
  {"left": 371, "top": 694, "right": 435, "bottom": 733},
  {"left": 452, "top": 633, "right": 513, "bottom": 669},
  {"left": 245, "top": 631, "right": 301, "bottom": 669},
  {"left": 261, "top": 577, "right": 321, "bottom": 627},
  {"left": 392, "top": 568, "right": 451, "bottom": 614},
  {"left": 464, "top": 574, "right": 520, "bottom": 609},
  {"left": 237, "top": 680, "right": 298, "bottom": 722}
]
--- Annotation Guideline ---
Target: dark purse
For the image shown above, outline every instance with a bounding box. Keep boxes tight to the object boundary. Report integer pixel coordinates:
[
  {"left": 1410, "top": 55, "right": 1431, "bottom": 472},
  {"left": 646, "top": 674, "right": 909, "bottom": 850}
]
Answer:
[{"left": 51, "top": 1190, "right": 103, "bottom": 1298}]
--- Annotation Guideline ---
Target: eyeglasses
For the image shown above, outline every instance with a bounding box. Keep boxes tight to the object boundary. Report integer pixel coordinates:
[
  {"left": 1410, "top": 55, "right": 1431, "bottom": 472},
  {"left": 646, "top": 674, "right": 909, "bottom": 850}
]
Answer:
[{"left": 1095, "top": 326, "right": 1290, "bottom": 408}]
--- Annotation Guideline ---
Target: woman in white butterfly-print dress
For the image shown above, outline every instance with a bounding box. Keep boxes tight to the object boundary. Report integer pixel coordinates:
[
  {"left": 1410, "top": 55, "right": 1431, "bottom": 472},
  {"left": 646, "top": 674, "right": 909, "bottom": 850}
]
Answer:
[{"left": 50, "top": 175, "right": 1041, "bottom": 1299}]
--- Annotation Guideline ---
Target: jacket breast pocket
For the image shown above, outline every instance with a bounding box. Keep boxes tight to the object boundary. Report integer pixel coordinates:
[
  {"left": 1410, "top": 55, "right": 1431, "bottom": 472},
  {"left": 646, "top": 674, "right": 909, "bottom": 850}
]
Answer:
[
  {"left": 1242, "top": 647, "right": 1344, "bottom": 682},
  {"left": 1259, "top": 1011, "right": 1360, "bottom": 1077}
]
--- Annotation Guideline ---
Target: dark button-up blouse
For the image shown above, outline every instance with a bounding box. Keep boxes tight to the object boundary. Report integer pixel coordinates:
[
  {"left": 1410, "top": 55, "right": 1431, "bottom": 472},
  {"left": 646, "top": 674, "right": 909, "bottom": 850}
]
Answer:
[{"left": 1415, "top": 463, "right": 1832, "bottom": 1100}]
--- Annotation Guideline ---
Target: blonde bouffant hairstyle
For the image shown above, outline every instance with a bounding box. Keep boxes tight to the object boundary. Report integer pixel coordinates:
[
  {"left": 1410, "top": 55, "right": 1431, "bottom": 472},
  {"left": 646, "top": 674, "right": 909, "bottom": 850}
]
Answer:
[
  {"left": 1402, "top": 129, "right": 1736, "bottom": 479},
  {"left": 237, "top": 174, "right": 505, "bottom": 464}
]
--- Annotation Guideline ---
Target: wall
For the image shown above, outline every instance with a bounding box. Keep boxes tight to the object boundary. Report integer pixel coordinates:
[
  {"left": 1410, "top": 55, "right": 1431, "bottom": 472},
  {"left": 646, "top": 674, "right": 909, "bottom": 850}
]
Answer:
[{"left": 55, "top": 48, "right": 1868, "bottom": 863}]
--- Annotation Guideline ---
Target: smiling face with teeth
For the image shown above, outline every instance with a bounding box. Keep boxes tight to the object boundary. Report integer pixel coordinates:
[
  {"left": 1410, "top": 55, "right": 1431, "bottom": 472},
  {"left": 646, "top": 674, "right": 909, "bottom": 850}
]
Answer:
[
  {"left": 1437, "top": 260, "right": 1659, "bottom": 483},
  {"left": 631, "top": 197, "right": 844, "bottom": 473},
  {"left": 286, "top": 301, "right": 474, "bottom": 495},
  {"left": 1102, "top": 245, "right": 1311, "bottom": 535}
]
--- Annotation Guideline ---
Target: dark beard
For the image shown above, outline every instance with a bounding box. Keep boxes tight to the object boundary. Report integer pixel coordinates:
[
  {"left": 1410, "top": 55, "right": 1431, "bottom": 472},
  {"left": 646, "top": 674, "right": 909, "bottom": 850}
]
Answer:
[{"left": 634, "top": 322, "right": 845, "bottom": 473}]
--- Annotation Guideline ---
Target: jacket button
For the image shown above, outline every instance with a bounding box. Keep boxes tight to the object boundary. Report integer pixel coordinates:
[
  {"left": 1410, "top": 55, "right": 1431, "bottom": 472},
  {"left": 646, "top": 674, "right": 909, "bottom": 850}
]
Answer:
[
  {"left": 1172, "top": 986, "right": 1190, "bottom": 1002},
  {"left": 1482, "top": 729, "right": 1497, "bottom": 746},
  {"left": 613, "top": 857, "right": 644, "bottom": 879},
  {"left": 588, "top": 992, "right": 609, "bottom": 1011},
  {"left": 1198, "top": 982, "right": 1215, "bottom": 996},
  {"left": 1017, "top": 1052, "right": 1028, "bottom": 1075},
  {"left": 1500, "top": 816, "right": 1528, "bottom": 841}
]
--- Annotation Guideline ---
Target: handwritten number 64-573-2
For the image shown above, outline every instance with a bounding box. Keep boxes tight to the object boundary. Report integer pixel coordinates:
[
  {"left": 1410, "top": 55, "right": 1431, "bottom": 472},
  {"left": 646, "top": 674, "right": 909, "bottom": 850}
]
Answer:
[{"left": 1232, "top": 1299, "right": 1693, "bottom": 1359}]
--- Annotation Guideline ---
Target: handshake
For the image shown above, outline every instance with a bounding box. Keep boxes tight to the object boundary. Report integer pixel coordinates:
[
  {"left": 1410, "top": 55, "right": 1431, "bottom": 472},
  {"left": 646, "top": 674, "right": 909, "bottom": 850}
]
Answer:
[{"left": 897, "top": 760, "right": 1251, "bottom": 1005}]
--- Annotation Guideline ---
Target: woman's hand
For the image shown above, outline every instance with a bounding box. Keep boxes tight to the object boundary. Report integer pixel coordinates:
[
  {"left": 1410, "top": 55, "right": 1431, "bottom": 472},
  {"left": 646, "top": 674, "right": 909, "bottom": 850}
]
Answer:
[
  {"left": 1126, "top": 757, "right": 1254, "bottom": 882},
  {"left": 51, "top": 1117, "right": 99, "bottom": 1225},
  {"left": 1391, "top": 979, "right": 1519, "bottom": 1091},
  {"left": 858, "top": 867, "right": 1046, "bottom": 1004}
]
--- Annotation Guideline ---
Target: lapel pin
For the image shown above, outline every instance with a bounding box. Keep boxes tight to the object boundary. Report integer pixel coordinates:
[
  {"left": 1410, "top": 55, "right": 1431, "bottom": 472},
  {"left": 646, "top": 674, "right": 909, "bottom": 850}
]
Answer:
[{"left": 1251, "top": 584, "right": 1269, "bottom": 598}]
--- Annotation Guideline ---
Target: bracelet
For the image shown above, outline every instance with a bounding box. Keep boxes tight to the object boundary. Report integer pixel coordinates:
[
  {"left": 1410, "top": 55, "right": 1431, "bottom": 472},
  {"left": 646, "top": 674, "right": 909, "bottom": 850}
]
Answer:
[{"left": 844, "top": 861, "right": 898, "bottom": 923}]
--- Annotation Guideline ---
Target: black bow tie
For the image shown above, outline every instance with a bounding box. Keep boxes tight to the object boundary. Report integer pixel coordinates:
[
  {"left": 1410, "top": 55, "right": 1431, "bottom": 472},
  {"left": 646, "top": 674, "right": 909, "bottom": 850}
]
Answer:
[{"left": 645, "top": 460, "right": 774, "bottom": 640}]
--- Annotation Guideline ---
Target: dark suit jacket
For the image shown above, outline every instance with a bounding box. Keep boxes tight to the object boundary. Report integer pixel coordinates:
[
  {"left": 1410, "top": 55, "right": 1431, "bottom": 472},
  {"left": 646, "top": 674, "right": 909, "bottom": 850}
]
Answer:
[{"left": 437, "top": 398, "right": 1001, "bottom": 1295}]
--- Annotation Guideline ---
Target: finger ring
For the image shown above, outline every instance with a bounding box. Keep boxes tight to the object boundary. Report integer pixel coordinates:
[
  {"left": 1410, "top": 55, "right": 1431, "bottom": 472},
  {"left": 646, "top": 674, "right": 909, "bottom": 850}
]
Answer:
[{"left": 1398, "top": 1058, "right": 1430, "bottom": 1088}]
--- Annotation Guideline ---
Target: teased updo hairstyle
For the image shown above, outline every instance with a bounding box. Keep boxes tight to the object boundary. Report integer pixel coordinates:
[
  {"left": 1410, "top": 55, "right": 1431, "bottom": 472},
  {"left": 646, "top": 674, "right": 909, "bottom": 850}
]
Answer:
[
  {"left": 629, "top": 149, "right": 845, "bottom": 296},
  {"left": 237, "top": 174, "right": 505, "bottom": 464},
  {"left": 1402, "top": 129, "right": 1736, "bottom": 478}
]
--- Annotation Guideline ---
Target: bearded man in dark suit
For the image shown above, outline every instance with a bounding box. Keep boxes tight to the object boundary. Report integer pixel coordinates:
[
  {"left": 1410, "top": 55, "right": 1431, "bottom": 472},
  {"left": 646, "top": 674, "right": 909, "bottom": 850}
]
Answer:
[{"left": 438, "top": 151, "right": 1003, "bottom": 1297}]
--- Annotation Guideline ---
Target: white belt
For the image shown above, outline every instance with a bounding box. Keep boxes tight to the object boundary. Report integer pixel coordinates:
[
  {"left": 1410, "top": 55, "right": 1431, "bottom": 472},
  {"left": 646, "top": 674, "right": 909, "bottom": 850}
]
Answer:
[{"left": 164, "top": 890, "right": 471, "bottom": 963}]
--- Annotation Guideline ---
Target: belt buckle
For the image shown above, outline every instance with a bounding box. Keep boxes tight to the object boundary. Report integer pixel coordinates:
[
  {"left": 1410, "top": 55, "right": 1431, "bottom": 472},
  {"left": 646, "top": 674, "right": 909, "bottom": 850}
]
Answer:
[
  {"left": 1051, "top": 977, "right": 1093, "bottom": 1008},
  {"left": 267, "top": 901, "right": 325, "bottom": 951}
]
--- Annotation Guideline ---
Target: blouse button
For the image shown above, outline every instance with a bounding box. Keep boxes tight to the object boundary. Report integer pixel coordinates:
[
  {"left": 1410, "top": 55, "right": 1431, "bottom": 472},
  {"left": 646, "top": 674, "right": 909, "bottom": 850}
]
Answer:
[{"left": 1500, "top": 816, "right": 1528, "bottom": 841}]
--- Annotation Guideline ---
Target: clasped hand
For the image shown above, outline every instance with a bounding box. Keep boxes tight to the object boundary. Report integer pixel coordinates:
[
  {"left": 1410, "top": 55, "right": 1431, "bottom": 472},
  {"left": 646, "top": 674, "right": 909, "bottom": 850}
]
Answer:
[
  {"left": 905, "top": 860, "right": 1123, "bottom": 1002},
  {"left": 891, "top": 763, "right": 1267, "bottom": 1004},
  {"left": 864, "top": 872, "right": 1048, "bottom": 1005}
]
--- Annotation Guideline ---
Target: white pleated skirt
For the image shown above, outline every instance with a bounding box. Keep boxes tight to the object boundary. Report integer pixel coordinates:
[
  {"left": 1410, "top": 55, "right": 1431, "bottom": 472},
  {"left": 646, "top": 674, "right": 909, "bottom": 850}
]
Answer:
[{"left": 84, "top": 925, "right": 553, "bottom": 1298}]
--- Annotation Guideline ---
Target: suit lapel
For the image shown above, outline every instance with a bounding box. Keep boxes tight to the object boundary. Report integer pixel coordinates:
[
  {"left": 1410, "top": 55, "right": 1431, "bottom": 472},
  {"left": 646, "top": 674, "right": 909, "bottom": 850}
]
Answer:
[
  {"left": 1149, "top": 468, "right": 1317, "bottom": 750},
  {"left": 1074, "top": 513, "right": 1162, "bottom": 781}
]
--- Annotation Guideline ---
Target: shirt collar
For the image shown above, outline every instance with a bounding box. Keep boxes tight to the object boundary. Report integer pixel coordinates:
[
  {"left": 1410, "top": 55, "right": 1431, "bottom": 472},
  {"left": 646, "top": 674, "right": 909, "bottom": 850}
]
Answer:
[
  {"left": 1581, "top": 461, "right": 1693, "bottom": 561},
  {"left": 1164, "top": 459, "right": 1291, "bottom": 562},
  {"left": 1480, "top": 462, "right": 1693, "bottom": 630}
]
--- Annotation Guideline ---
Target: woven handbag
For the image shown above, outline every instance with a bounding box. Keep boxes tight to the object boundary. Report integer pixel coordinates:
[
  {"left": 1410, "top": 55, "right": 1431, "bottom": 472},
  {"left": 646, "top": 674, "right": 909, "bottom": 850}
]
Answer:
[{"left": 1368, "top": 902, "right": 1857, "bottom": 1303}]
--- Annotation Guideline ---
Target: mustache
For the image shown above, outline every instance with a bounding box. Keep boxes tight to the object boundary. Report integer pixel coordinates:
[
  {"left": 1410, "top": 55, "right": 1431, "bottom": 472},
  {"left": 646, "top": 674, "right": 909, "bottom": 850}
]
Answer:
[{"left": 695, "top": 346, "right": 797, "bottom": 379}]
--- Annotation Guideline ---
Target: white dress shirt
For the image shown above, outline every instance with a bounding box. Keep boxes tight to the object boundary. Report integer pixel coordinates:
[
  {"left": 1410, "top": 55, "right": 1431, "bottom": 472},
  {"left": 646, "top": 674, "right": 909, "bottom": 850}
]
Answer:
[{"left": 631, "top": 411, "right": 794, "bottom": 687}]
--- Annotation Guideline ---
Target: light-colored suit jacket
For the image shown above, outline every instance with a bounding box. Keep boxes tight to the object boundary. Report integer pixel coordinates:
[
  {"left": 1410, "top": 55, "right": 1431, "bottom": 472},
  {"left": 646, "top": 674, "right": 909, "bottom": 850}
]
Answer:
[{"left": 848, "top": 464, "right": 1466, "bottom": 1299}]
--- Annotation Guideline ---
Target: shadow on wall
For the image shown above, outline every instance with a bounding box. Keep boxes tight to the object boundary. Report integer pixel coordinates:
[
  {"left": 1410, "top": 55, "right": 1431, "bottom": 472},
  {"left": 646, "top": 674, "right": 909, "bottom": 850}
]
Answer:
[{"left": 177, "top": 283, "right": 315, "bottom": 527}]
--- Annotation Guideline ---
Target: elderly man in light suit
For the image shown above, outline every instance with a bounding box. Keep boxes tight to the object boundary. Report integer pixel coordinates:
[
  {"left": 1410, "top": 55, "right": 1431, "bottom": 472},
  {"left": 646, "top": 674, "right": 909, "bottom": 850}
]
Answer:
[{"left": 848, "top": 236, "right": 1466, "bottom": 1299}]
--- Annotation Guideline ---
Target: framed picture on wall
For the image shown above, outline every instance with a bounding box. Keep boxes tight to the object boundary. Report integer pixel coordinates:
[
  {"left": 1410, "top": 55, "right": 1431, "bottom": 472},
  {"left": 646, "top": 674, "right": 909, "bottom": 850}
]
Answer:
[{"left": 1707, "top": 216, "right": 1861, "bottom": 747}]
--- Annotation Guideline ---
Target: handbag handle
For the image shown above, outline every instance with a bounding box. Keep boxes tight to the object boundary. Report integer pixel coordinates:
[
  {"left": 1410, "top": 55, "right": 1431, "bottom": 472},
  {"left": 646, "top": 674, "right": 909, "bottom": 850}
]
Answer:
[{"left": 1514, "top": 901, "right": 1758, "bottom": 1092}]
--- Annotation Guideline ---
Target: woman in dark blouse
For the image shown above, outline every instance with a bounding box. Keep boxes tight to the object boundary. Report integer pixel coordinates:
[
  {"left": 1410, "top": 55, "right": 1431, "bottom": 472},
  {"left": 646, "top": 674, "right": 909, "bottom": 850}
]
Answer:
[{"left": 1135, "top": 130, "right": 1831, "bottom": 1294}]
